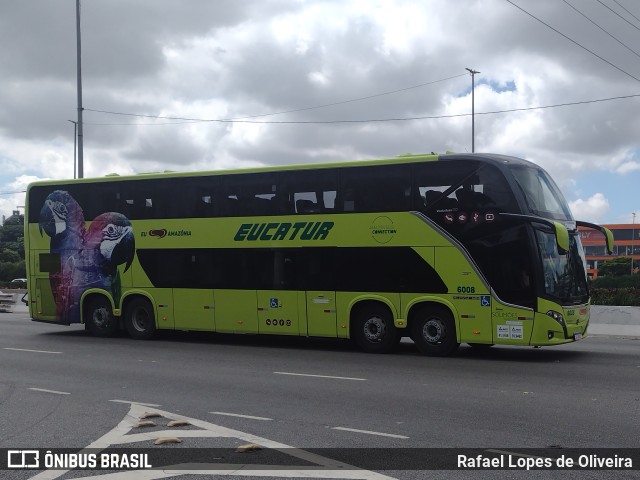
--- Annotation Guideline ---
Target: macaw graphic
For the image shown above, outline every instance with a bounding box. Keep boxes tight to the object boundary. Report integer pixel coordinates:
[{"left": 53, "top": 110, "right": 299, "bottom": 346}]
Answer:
[
  {"left": 39, "top": 191, "right": 86, "bottom": 322},
  {"left": 39, "top": 192, "right": 135, "bottom": 323},
  {"left": 76, "top": 212, "right": 135, "bottom": 303}
]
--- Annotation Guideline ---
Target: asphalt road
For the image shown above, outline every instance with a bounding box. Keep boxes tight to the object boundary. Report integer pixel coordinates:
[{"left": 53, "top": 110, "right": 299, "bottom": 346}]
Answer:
[{"left": 1, "top": 310, "right": 638, "bottom": 480}]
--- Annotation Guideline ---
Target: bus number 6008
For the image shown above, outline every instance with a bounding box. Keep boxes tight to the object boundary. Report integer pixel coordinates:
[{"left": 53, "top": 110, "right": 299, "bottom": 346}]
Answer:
[{"left": 457, "top": 286, "right": 475, "bottom": 293}]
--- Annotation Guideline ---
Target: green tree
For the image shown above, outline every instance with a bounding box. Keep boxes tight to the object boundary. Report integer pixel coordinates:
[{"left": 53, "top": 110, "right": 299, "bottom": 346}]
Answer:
[
  {"left": 598, "top": 257, "right": 632, "bottom": 277},
  {"left": 0, "top": 249, "right": 20, "bottom": 263},
  {"left": 0, "top": 212, "right": 26, "bottom": 281},
  {"left": 0, "top": 261, "right": 26, "bottom": 282}
]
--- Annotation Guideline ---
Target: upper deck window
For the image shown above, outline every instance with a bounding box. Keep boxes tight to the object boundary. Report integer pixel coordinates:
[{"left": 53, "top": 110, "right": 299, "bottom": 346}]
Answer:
[{"left": 510, "top": 166, "right": 572, "bottom": 221}]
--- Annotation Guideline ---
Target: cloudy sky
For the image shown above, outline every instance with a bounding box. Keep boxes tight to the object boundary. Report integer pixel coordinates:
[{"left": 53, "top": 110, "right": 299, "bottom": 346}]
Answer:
[{"left": 1, "top": 0, "right": 639, "bottom": 225}]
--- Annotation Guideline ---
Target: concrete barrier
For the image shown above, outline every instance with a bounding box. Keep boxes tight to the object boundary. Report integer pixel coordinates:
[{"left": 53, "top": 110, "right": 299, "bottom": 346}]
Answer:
[
  {"left": 590, "top": 305, "right": 640, "bottom": 325},
  {"left": 589, "top": 305, "right": 640, "bottom": 337}
]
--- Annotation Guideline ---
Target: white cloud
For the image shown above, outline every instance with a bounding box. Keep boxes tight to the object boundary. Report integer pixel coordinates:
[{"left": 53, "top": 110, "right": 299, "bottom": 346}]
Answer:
[
  {"left": 569, "top": 193, "right": 609, "bottom": 223},
  {"left": 0, "top": 0, "right": 639, "bottom": 224},
  {"left": 615, "top": 161, "right": 640, "bottom": 174}
]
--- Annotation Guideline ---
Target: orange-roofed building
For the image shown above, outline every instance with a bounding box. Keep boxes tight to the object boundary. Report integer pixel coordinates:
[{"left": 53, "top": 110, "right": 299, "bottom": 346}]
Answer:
[{"left": 579, "top": 223, "right": 639, "bottom": 278}]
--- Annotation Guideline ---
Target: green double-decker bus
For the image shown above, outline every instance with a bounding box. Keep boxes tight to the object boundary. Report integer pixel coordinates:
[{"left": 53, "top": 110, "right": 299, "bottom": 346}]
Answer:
[{"left": 25, "top": 153, "right": 613, "bottom": 356}]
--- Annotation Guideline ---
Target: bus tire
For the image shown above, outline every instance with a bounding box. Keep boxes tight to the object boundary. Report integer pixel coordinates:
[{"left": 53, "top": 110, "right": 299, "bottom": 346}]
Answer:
[
  {"left": 411, "top": 305, "right": 459, "bottom": 356},
  {"left": 125, "top": 298, "right": 156, "bottom": 340},
  {"left": 353, "top": 304, "right": 399, "bottom": 354},
  {"left": 86, "top": 297, "right": 119, "bottom": 338}
]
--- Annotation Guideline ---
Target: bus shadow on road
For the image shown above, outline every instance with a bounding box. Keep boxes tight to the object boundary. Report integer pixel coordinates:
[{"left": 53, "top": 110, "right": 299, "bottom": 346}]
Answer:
[
  {"left": 453, "top": 343, "right": 591, "bottom": 363},
  {"left": 35, "top": 326, "right": 599, "bottom": 363}
]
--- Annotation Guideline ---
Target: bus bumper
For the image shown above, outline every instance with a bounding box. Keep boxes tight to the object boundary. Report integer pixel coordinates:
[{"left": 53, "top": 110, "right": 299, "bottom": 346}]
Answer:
[{"left": 531, "top": 304, "right": 590, "bottom": 345}]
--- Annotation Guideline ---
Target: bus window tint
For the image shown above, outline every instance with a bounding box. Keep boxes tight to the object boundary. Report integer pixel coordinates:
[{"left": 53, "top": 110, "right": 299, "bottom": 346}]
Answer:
[
  {"left": 511, "top": 166, "right": 573, "bottom": 221},
  {"left": 340, "top": 164, "right": 411, "bottom": 213},
  {"left": 220, "top": 173, "right": 282, "bottom": 217},
  {"left": 465, "top": 225, "right": 536, "bottom": 308},
  {"left": 415, "top": 160, "right": 517, "bottom": 222},
  {"left": 287, "top": 169, "right": 337, "bottom": 214}
]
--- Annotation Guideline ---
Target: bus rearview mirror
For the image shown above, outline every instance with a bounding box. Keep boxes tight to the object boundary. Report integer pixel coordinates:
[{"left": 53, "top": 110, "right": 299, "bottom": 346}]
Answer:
[{"left": 553, "top": 221, "right": 569, "bottom": 255}]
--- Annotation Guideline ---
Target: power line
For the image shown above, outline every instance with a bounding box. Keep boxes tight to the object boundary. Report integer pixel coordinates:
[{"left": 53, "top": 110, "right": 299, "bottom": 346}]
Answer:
[
  {"left": 222, "top": 73, "right": 469, "bottom": 120},
  {"left": 83, "top": 92, "right": 640, "bottom": 125},
  {"left": 0, "top": 191, "right": 26, "bottom": 196},
  {"left": 84, "top": 72, "right": 467, "bottom": 124},
  {"left": 611, "top": 0, "right": 640, "bottom": 26},
  {"left": 562, "top": 0, "right": 640, "bottom": 61},
  {"left": 505, "top": 0, "right": 640, "bottom": 83},
  {"left": 84, "top": 73, "right": 468, "bottom": 125},
  {"left": 596, "top": 0, "right": 640, "bottom": 32},
  {"left": 83, "top": 72, "right": 467, "bottom": 125}
]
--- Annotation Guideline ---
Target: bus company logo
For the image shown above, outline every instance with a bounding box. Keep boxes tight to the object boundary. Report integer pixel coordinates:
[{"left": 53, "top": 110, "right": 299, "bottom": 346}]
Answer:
[
  {"left": 144, "top": 228, "right": 192, "bottom": 239},
  {"left": 148, "top": 229, "right": 167, "bottom": 238},
  {"left": 370, "top": 216, "right": 397, "bottom": 244},
  {"left": 234, "top": 222, "right": 334, "bottom": 241}
]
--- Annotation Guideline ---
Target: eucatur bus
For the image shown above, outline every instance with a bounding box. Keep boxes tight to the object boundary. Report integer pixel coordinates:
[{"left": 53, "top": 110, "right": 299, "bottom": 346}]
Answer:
[{"left": 24, "top": 153, "right": 613, "bottom": 356}]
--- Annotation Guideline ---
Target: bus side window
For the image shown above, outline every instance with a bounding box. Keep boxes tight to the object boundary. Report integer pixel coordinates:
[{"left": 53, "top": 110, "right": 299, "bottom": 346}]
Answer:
[
  {"left": 323, "top": 190, "right": 336, "bottom": 211},
  {"left": 223, "top": 195, "right": 240, "bottom": 216},
  {"left": 220, "top": 174, "right": 282, "bottom": 217},
  {"left": 423, "top": 190, "right": 439, "bottom": 209},
  {"left": 421, "top": 188, "right": 458, "bottom": 212},
  {"left": 39, "top": 253, "right": 61, "bottom": 273},
  {"left": 455, "top": 189, "right": 494, "bottom": 210},
  {"left": 340, "top": 164, "right": 411, "bottom": 213},
  {"left": 295, "top": 198, "right": 318, "bottom": 214},
  {"left": 287, "top": 168, "right": 338, "bottom": 214},
  {"left": 196, "top": 194, "right": 215, "bottom": 217}
]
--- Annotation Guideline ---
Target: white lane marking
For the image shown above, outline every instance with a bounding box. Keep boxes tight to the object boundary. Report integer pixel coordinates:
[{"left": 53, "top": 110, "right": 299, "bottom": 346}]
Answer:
[
  {"left": 28, "top": 402, "right": 397, "bottom": 480},
  {"left": 4, "top": 347, "right": 62, "bottom": 354},
  {"left": 274, "top": 371, "right": 367, "bottom": 381},
  {"left": 332, "top": 427, "right": 409, "bottom": 439},
  {"left": 28, "top": 388, "right": 70, "bottom": 395},
  {"left": 210, "top": 411, "right": 273, "bottom": 421},
  {"left": 109, "top": 399, "right": 161, "bottom": 407}
]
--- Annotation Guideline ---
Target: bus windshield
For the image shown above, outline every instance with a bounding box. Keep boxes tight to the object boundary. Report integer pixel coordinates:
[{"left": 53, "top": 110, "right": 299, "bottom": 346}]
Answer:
[
  {"left": 536, "top": 229, "right": 588, "bottom": 304},
  {"left": 511, "top": 166, "right": 573, "bottom": 221}
]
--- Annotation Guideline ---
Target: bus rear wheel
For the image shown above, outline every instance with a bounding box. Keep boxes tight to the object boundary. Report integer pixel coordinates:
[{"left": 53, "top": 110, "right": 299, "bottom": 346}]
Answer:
[
  {"left": 411, "top": 305, "right": 459, "bottom": 356},
  {"left": 86, "top": 297, "right": 119, "bottom": 338},
  {"left": 353, "top": 304, "right": 399, "bottom": 354},
  {"left": 125, "top": 298, "right": 156, "bottom": 340}
]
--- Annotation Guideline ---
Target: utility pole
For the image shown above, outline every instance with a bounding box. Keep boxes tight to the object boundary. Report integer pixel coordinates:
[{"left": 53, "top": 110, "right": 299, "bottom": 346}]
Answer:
[
  {"left": 68, "top": 120, "right": 77, "bottom": 179},
  {"left": 76, "top": 0, "right": 84, "bottom": 178},
  {"left": 465, "top": 68, "right": 480, "bottom": 153}
]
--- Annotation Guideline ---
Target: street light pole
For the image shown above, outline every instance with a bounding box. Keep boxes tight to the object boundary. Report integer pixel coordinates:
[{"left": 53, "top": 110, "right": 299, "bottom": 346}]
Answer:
[
  {"left": 68, "top": 120, "right": 77, "bottom": 179},
  {"left": 75, "top": 0, "right": 84, "bottom": 178},
  {"left": 465, "top": 68, "right": 480, "bottom": 153}
]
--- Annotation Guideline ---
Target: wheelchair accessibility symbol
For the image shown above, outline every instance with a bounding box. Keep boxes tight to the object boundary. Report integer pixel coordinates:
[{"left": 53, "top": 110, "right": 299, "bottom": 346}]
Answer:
[
  {"left": 480, "top": 296, "right": 491, "bottom": 307},
  {"left": 270, "top": 298, "right": 279, "bottom": 308}
]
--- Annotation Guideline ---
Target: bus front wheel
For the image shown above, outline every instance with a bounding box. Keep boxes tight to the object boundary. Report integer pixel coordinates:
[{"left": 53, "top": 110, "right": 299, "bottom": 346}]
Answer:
[
  {"left": 411, "top": 306, "right": 459, "bottom": 356},
  {"left": 86, "top": 297, "right": 119, "bottom": 338},
  {"left": 125, "top": 298, "right": 156, "bottom": 340},
  {"left": 353, "top": 304, "right": 399, "bottom": 354}
]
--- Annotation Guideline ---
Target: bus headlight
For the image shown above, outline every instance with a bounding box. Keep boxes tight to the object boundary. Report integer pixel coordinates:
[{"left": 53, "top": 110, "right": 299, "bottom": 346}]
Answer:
[{"left": 546, "top": 310, "right": 565, "bottom": 326}]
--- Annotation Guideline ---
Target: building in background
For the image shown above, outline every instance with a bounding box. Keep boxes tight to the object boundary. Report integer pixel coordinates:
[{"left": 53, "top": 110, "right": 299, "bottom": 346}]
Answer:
[{"left": 580, "top": 223, "right": 639, "bottom": 278}]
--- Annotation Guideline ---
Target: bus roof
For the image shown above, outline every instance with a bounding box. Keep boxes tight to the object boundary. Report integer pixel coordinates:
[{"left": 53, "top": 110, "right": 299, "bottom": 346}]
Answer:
[{"left": 27, "top": 152, "right": 537, "bottom": 189}]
